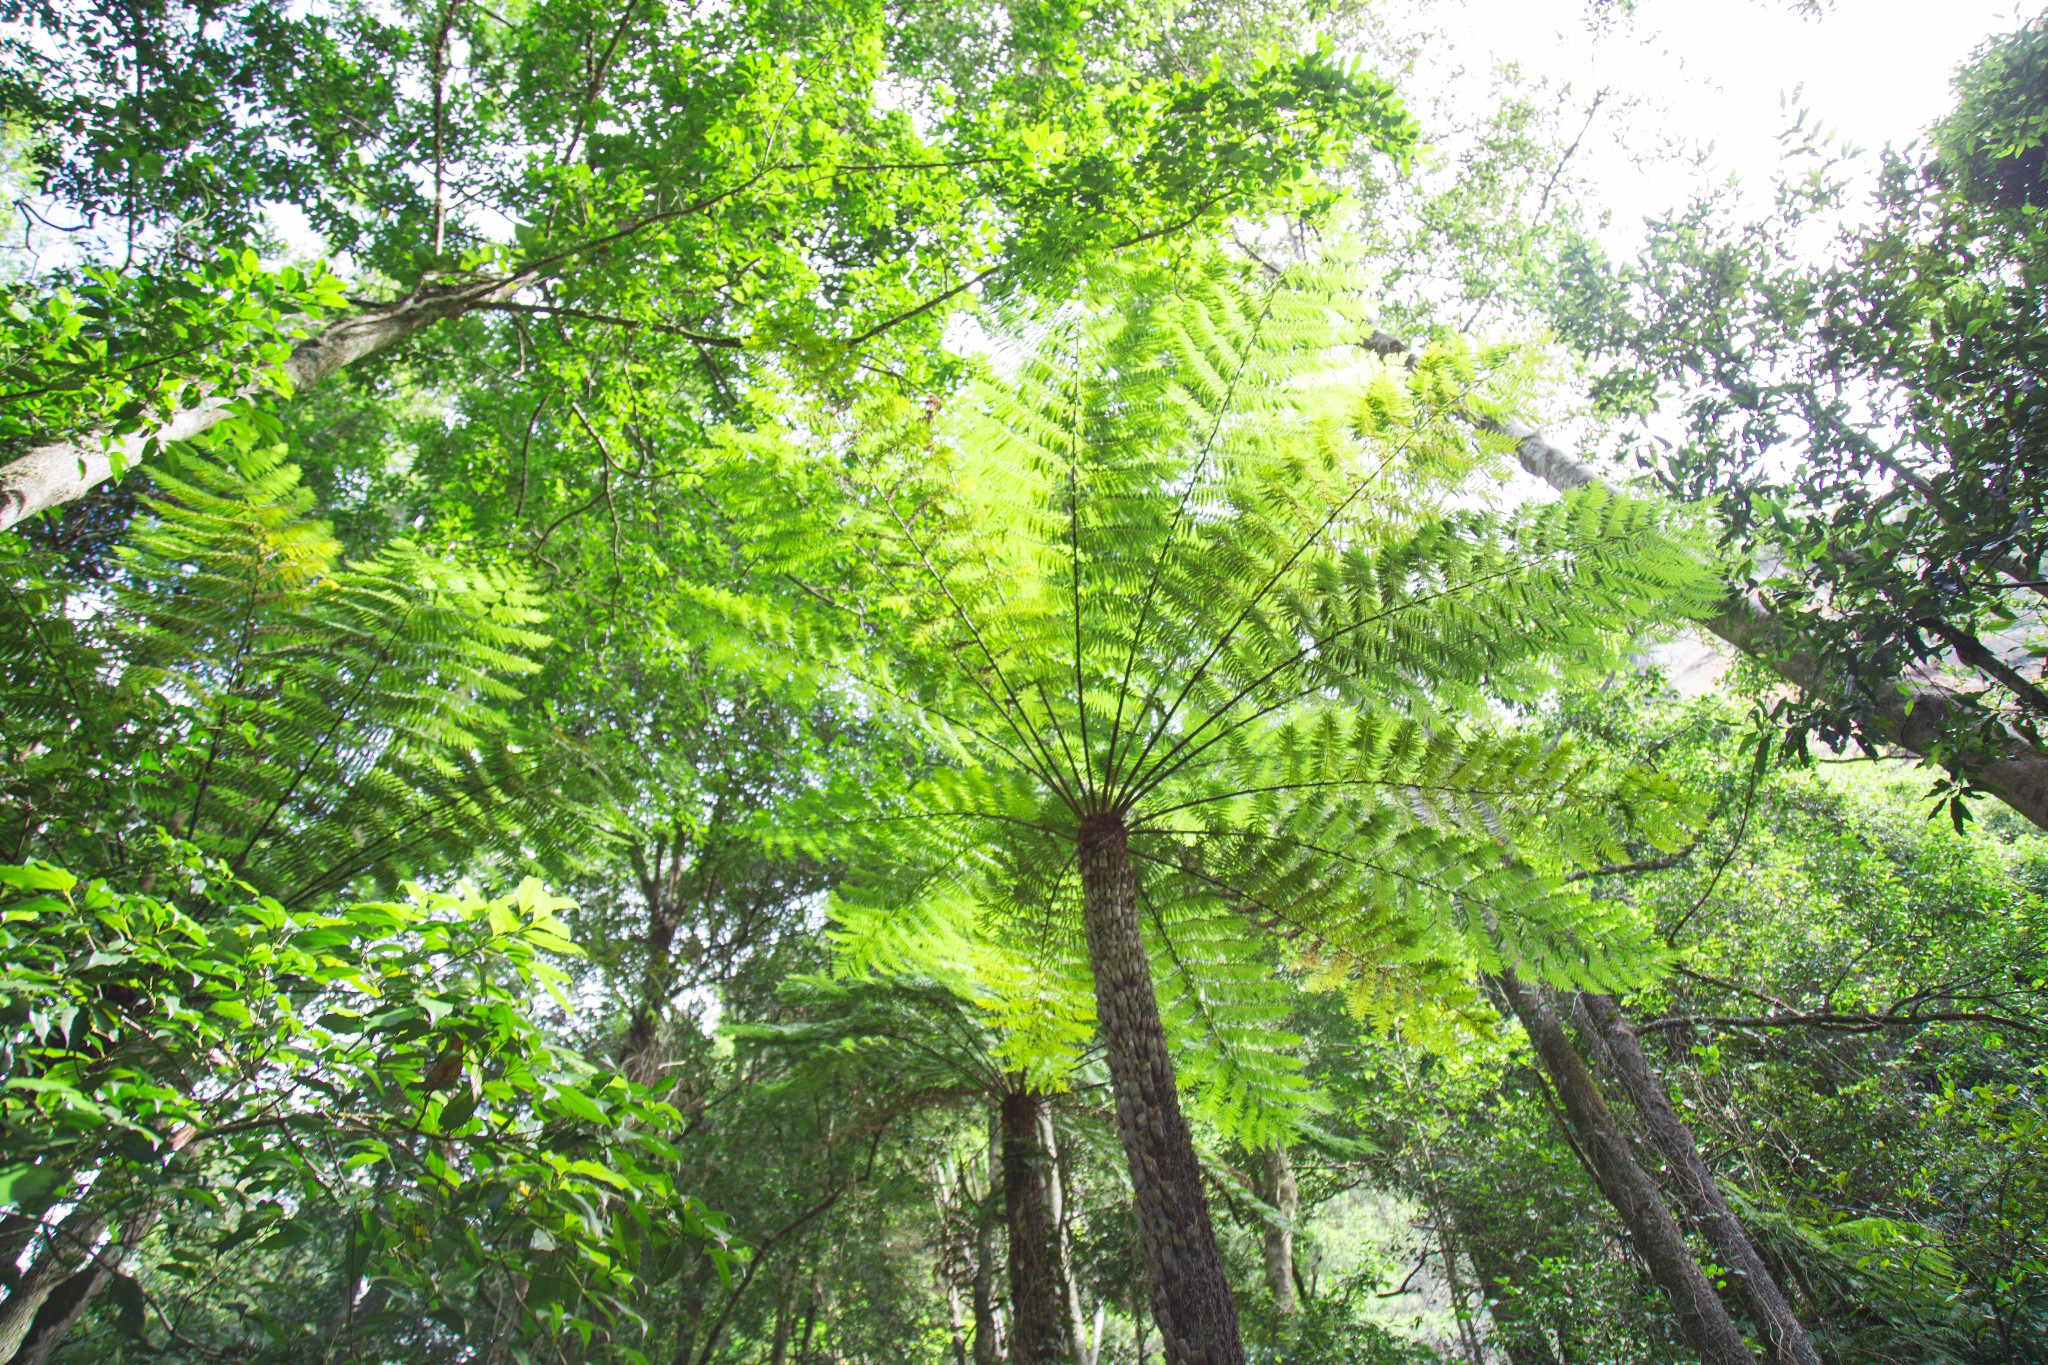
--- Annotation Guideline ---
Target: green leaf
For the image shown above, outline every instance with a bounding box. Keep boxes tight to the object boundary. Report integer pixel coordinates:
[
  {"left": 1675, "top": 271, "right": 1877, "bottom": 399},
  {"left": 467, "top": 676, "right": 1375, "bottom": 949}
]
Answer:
[
  {"left": 0, "top": 1161, "right": 66, "bottom": 1208},
  {"left": 546, "top": 1085, "right": 608, "bottom": 1126}
]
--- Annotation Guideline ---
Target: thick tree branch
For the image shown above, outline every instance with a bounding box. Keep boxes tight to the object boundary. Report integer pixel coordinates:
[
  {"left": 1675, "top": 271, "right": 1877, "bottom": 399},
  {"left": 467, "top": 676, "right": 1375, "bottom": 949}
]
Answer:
[
  {"left": 0, "top": 269, "right": 541, "bottom": 530},
  {"left": 1362, "top": 327, "right": 2048, "bottom": 833}
]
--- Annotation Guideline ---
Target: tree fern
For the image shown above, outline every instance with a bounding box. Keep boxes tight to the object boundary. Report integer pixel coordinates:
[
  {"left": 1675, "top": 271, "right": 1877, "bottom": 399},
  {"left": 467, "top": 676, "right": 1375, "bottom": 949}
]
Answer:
[
  {"left": 732, "top": 253, "right": 1715, "bottom": 1365},
  {"left": 0, "top": 438, "right": 582, "bottom": 902}
]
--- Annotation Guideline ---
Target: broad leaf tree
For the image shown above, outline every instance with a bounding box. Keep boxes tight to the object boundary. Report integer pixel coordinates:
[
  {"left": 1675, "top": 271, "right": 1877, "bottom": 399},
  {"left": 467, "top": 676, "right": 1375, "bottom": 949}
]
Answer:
[
  {"left": 1549, "top": 18, "right": 2048, "bottom": 828},
  {"left": 0, "top": 0, "right": 1416, "bottom": 529}
]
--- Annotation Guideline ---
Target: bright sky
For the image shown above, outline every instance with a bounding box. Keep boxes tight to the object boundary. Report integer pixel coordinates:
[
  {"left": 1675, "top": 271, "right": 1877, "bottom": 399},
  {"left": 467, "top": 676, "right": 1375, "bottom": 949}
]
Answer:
[{"left": 1421, "top": 0, "right": 2038, "bottom": 248}]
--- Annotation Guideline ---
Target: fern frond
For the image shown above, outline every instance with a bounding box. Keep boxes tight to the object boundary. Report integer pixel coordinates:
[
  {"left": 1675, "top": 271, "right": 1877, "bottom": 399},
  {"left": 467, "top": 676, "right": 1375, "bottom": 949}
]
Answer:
[{"left": 1, "top": 442, "right": 574, "bottom": 902}]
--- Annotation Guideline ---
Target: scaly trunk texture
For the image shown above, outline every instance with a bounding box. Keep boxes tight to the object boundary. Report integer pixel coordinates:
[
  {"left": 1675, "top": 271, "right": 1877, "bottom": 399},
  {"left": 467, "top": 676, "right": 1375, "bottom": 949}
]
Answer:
[
  {"left": 0, "top": 272, "right": 536, "bottom": 531},
  {"left": 1494, "top": 970, "right": 1757, "bottom": 1365},
  {"left": 1579, "top": 993, "right": 1822, "bottom": 1365},
  {"left": 1003, "top": 1089, "right": 1072, "bottom": 1365},
  {"left": 1075, "top": 813, "right": 1245, "bottom": 1365},
  {"left": 1257, "top": 1146, "right": 1298, "bottom": 1316}
]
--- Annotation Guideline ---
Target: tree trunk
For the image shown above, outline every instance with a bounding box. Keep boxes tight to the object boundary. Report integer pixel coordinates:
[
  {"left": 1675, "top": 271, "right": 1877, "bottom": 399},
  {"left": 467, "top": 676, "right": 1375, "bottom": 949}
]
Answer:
[
  {"left": 0, "top": 1203, "right": 111, "bottom": 1364},
  {"left": 1493, "top": 970, "right": 1757, "bottom": 1365},
  {"left": 1256, "top": 1145, "right": 1298, "bottom": 1316},
  {"left": 1362, "top": 323, "right": 2048, "bottom": 835},
  {"left": 13, "top": 1266, "right": 106, "bottom": 1365},
  {"left": 797, "top": 1273, "right": 823, "bottom": 1365},
  {"left": 1483, "top": 405, "right": 2048, "bottom": 832},
  {"left": 772, "top": 1290, "right": 799, "bottom": 1365},
  {"left": 12, "top": 1195, "right": 159, "bottom": 1365},
  {"left": 1075, "top": 813, "right": 1244, "bottom": 1365},
  {"left": 1578, "top": 993, "right": 1822, "bottom": 1365},
  {"left": 15, "top": 1194, "right": 161, "bottom": 1365},
  {"left": 1039, "top": 1108, "right": 1091, "bottom": 1362},
  {"left": 1003, "top": 1089, "right": 1072, "bottom": 1365},
  {"left": 0, "top": 272, "right": 536, "bottom": 532},
  {"left": 619, "top": 900, "right": 677, "bottom": 1087},
  {"left": 0, "top": 1214, "right": 38, "bottom": 1294},
  {"left": 973, "top": 1206, "right": 1004, "bottom": 1365}
]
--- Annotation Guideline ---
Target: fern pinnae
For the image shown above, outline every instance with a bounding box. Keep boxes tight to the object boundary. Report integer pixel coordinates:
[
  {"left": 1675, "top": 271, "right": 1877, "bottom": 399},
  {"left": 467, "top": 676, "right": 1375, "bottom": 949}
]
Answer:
[
  {"left": 881, "top": 490, "right": 1076, "bottom": 805},
  {"left": 1099, "top": 264, "right": 1296, "bottom": 794}
]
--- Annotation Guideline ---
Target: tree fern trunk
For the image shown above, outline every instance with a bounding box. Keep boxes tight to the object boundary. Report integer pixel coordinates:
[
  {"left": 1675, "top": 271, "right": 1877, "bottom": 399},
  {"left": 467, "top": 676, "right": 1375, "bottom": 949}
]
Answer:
[
  {"left": 1076, "top": 814, "right": 1244, "bottom": 1365},
  {"left": 1494, "top": 970, "right": 1756, "bottom": 1365},
  {"left": 1002, "top": 1089, "right": 1070, "bottom": 1364},
  {"left": 1578, "top": 993, "right": 1821, "bottom": 1365}
]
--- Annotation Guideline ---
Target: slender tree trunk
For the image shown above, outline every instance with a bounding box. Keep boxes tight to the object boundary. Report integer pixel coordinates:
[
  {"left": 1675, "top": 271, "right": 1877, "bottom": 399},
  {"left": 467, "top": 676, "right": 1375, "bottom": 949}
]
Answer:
[
  {"left": 1003, "top": 1089, "right": 1071, "bottom": 1365},
  {"left": 1075, "top": 813, "right": 1244, "bottom": 1365},
  {"left": 1041, "top": 1109, "right": 1090, "bottom": 1363},
  {"left": 0, "top": 272, "right": 537, "bottom": 531},
  {"left": 1578, "top": 993, "right": 1822, "bottom": 1365},
  {"left": 973, "top": 1207, "right": 1004, "bottom": 1365},
  {"left": 1256, "top": 1145, "right": 1299, "bottom": 1316},
  {"left": 0, "top": 1214, "right": 39, "bottom": 1294},
  {"left": 970, "top": 1118, "right": 1006, "bottom": 1365},
  {"left": 14, "top": 1188, "right": 163, "bottom": 1365},
  {"left": 620, "top": 901, "right": 677, "bottom": 1087},
  {"left": 1366, "top": 325, "right": 2048, "bottom": 833},
  {"left": 13, "top": 1265, "right": 106, "bottom": 1365},
  {"left": 772, "top": 1290, "right": 799, "bottom": 1365},
  {"left": 797, "top": 1273, "right": 822, "bottom": 1365},
  {"left": 1493, "top": 970, "right": 1757, "bottom": 1365}
]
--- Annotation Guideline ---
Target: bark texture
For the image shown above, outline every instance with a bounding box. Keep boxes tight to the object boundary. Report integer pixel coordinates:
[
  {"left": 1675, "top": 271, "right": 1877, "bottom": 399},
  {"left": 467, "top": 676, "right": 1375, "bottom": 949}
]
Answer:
[
  {"left": 973, "top": 1209, "right": 1004, "bottom": 1365},
  {"left": 1579, "top": 993, "right": 1822, "bottom": 1365},
  {"left": 15, "top": 1197, "right": 157, "bottom": 1365},
  {"left": 975, "top": 1116, "right": 1006, "bottom": 1365},
  {"left": 1699, "top": 595, "right": 2048, "bottom": 831},
  {"left": 1038, "top": 1107, "right": 1091, "bottom": 1362},
  {"left": 1003, "top": 1089, "right": 1072, "bottom": 1365},
  {"left": 13, "top": 1265, "right": 107, "bottom": 1365},
  {"left": 1257, "top": 1145, "right": 1298, "bottom": 1316},
  {"left": 0, "top": 272, "right": 535, "bottom": 531},
  {"left": 1494, "top": 970, "right": 1757, "bottom": 1365},
  {"left": 1076, "top": 814, "right": 1245, "bottom": 1365},
  {"left": 0, "top": 1202, "right": 108, "bottom": 1365}
]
